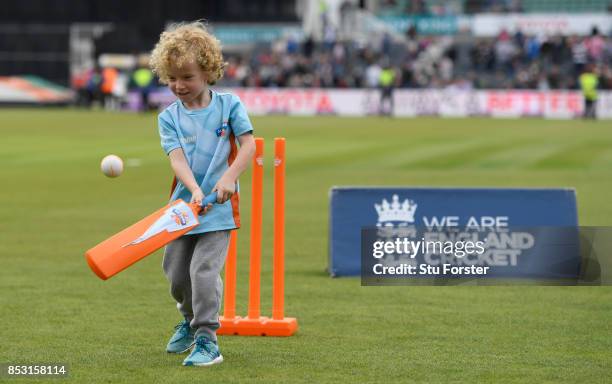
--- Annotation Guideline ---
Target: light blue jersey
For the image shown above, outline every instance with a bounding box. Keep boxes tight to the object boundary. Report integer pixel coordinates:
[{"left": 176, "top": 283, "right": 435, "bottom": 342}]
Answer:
[{"left": 158, "top": 90, "right": 253, "bottom": 234}]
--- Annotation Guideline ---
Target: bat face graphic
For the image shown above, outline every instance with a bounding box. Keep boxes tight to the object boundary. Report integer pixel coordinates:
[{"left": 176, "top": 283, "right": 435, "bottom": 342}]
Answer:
[
  {"left": 171, "top": 208, "right": 189, "bottom": 226},
  {"left": 125, "top": 201, "right": 199, "bottom": 247}
]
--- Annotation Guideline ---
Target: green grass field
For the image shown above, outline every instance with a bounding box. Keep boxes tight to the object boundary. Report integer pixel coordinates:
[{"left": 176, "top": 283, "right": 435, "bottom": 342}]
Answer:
[{"left": 1, "top": 109, "right": 611, "bottom": 383}]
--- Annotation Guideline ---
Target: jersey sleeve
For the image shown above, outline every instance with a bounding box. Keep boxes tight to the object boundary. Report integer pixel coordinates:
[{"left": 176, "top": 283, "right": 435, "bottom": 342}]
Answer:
[
  {"left": 158, "top": 113, "right": 181, "bottom": 155},
  {"left": 229, "top": 95, "right": 254, "bottom": 136}
]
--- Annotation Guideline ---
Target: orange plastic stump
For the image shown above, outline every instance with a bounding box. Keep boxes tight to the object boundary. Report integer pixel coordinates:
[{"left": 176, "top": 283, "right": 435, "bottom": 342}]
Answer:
[{"left": 218, "top": 137, "right": 298, "bottom": 337}]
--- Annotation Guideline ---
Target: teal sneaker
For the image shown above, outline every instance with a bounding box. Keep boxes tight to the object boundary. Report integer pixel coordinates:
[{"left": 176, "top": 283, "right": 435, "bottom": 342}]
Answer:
[
  {"left": 166, "top": 319, "right": 195, "bottom": 354},
  {"left": 182, "top": 335, "right": 223, "bottom": 367}
]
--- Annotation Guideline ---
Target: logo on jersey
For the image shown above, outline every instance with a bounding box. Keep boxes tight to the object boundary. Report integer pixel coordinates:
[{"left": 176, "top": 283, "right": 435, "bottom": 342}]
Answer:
[{"left": 216, "top": 121, "right": 229, "bottom": 137}]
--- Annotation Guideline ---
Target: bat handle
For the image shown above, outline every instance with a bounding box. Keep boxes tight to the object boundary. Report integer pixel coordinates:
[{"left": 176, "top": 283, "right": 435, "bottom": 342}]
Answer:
[{"left": 202, "top": 191, "right": 218, "bottom": 206}]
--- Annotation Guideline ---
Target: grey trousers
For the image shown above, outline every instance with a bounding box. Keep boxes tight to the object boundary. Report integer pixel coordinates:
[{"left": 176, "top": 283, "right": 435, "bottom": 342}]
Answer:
[{"left": 162, "top": 230, "right": 230, "bottom": 342}]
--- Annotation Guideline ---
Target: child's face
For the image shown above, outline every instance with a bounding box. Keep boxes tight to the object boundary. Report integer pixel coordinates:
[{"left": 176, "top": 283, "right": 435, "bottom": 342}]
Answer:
[{"left": 167, "top": 61, "right": 208, "bottom": 105}]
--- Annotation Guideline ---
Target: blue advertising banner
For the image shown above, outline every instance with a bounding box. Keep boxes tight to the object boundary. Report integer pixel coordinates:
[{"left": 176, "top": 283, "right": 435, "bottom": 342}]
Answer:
[
  {"left": 378, "top": 15, "right": 462, "bottom": 35},
  {"left": 329, "top": 187, "right": 578, "bottom": 277},
  {"left": 211, "top": 24, "right": 302, "bottom": 45}
]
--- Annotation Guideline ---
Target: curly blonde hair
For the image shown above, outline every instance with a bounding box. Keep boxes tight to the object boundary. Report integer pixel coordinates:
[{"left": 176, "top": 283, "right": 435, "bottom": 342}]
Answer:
[{"left": 149, "top": 21, "right": 225, "bottom": 85}]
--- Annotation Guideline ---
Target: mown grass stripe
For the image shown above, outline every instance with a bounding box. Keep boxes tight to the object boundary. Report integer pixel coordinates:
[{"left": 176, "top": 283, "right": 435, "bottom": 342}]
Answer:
[
  {"left": 532, "top": 141, "right": 612, "bottom": 169},
  {"left": 405, "top": 139, "right": 527, "bottom": 169}
]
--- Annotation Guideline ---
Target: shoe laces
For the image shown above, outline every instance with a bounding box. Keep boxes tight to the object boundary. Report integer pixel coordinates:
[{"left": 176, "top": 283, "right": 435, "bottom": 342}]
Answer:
[
  {"left": 194, "top": 337, "right": 217, "bottom": 357},
  {"left": 174, "top": 320, "right": 190, "bottom": 335}
]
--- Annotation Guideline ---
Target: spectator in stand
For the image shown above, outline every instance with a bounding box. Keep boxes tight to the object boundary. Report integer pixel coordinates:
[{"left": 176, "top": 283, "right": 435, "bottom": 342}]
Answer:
[
  {"left": 323, "top": 25, "right": 336, "bottom": 52},
  {"left": 486, "top": 0, "right": 508, "bottom": 13},
  {"left": 303, "top": 35, "right": 315, "bottom": 58},
  {"left": 286, "top": 34, "right": 300, "bottom": 55},
  {"left": 508, "top": 0, "right": 523, "bottom": 12},
  {"left": 586, "top": 27, "right": 606, "bottom": 63},
  {"left": 472, "top": 39, "right": 494, "bottom": 74},
  {"left": 551, "top": 36, "right": 572, "bottom": 67},
  {"left": 547, "top": 65, "right": 562, "bottom": 89},
  {"left": 234, "top": 57, "right": 249, "bottom": 86},
  {"left": 407, "top": 0, "right": 426, "bottom": 14},
  {"left": 571, "top": 35, "right": 588, "bottom": 77},
  {"left": 483, "top": 0, "right": 523, "bottom": 12},
  {"left": 494, "top": 30, "right": 517, "bottom": 76},
  {"left": 223, "top": 57, "right": 239, "bottom": 87},
  {"left": 439, "top": 53, "right": 454, "bottom": 84},
  {"left": 381, "top": 33, "right": 392, "bottom": 57},
  {"left": 525, "top": 35, "right": 540, "bottom": 63}
]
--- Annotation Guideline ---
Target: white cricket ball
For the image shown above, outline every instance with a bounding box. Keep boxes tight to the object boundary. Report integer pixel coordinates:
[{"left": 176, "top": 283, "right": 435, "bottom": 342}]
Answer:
[{"left": 100, "top": 154, "right": 124, "bottom": 178}]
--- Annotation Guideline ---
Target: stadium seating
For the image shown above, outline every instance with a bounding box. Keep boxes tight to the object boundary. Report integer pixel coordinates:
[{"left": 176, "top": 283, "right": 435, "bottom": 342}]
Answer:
[{"left": 521, "top": 0, "right": 609, "bottom": 13}]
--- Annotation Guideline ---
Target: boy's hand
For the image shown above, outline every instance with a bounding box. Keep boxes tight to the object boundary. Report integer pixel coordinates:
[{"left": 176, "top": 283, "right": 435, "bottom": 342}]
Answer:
[
  {"left": 190, "top": 188, "right": 205, "bottom": 205},
  {"left": 190, "top": 188, "right": 213, "bottom": 216},
  {"left": 213, "top": 176, "right": 236, "bottom": 203}
]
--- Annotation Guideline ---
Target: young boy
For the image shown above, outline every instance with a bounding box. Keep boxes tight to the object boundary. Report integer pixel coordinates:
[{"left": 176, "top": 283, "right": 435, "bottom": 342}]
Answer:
[{"left": 149, "top": 21, "right": 255, "bottom": 367}]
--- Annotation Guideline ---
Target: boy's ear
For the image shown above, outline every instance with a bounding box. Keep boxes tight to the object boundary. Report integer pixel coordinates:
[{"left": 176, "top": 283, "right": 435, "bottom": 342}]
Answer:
[{"left": 202, "top": 70, "right": 216, "bottom": 85}]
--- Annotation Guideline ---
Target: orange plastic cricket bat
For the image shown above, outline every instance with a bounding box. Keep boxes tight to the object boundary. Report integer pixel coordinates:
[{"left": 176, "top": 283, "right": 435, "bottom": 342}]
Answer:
[{"left": 85, "top": 192, "right": 217, "bottom": 280}]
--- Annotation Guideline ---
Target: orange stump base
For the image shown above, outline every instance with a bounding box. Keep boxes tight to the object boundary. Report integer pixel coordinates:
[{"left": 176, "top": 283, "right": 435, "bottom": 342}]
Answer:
[{"left": 218, "top": 316, "right": 298, "bottom": 337}]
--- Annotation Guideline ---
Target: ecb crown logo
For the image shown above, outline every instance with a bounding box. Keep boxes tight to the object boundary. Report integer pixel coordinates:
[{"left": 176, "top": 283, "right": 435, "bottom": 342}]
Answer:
[{"left": 375, "top": 195, "right": 417, "bottom": 227}]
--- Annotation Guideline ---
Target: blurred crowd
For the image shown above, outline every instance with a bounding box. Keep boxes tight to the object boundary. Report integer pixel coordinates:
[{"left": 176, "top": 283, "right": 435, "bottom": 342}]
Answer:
[
  {"left": 219, "top": 27, "right": 612, "bottom": 91},
  {"left": 73, "top": 27, "right": 612, "bottom": 106},
  {"left": 71, "top": 64, "right": 157, "bottom": 110}
]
